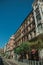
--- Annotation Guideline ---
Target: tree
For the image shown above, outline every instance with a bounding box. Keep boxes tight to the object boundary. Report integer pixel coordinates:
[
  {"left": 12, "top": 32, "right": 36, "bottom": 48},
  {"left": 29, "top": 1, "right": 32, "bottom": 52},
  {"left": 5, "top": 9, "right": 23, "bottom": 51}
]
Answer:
[
  {"left": 14, "top": 41, "right": 38, "bottom": 54},
  {"left": 14, "top": 47, "right": 20, "bottom": 54},
  {"left": 14, "top": 42, "right": 30, "bottom": 55},
  {"left": 36, "top": 38, "right": 43, "bottom": 50}
]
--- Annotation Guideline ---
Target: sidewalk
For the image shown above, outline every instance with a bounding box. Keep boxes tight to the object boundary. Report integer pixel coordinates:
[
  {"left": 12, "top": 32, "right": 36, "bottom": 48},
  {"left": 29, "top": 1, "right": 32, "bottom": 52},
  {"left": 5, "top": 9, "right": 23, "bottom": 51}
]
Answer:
[{"left": 7, "top": 59, "right": 29, "bottom": 65}]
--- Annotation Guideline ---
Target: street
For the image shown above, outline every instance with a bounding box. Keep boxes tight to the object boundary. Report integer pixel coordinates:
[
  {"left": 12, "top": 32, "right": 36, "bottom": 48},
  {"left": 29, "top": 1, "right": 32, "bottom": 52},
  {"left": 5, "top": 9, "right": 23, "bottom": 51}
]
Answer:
[{"left": 0, "top": 56, "right": 17, "bottom": 65}]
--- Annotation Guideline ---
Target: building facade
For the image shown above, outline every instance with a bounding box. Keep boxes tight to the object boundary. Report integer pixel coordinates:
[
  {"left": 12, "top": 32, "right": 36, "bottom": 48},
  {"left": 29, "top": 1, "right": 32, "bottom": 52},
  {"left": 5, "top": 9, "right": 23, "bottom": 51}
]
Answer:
[
  {"left": 5, "top": 35, "right": 15, "bottom": 58},
  {"left": 5, "top": 0, "right": 43, "bottom": 58},
  {"left": 33, "top": 0, "right": 43, "bottom": 36},
  {"left": 0, "top": 48, "right": 4, "bottom": 56},
  {"left": 14, "top": 0, "right": 43, "bottom": 47}
]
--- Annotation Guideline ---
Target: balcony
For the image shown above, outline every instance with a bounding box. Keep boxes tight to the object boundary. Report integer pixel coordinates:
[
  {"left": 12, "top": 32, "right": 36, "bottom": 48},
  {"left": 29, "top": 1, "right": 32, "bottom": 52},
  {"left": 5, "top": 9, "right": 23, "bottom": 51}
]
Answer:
[
  {"left": 21, "top": 28, "right": 24, "bottom": 32},
  {"left": 37, "top": 20, "right": 41, "bottom": 25},
  {"left": 31, "top": 25, "right": 35, "bottom": 30},
  {"left": 28, "top": 34, "right": 32, "bottom": 40},
  {"left": 31, "top": 31, "right": 36, "bottom": 38},
  {"left": 21, "top": 25, "right": 35, "bottom": 37},
  {"left": 22, "top": 30, "right": 28, "bottom": 37},
  {"left": 15, "top": 34, "right": 22, "bottom": 42},
  {"left": 33, "top": 0, "right": 38, "bottom": 9},
  {"left": 15, "top": 33, "right": 21, "bottom": 40},
  {"left": 21, "top": 33, "right": 24, "bottom": 37},
  {"left": 21, "top": 20, "right": 35, "bottom": 34},
  {"left": 28, "top": 21, "right": 30, "bottom": 25},
  {"left": 6, "top": 48, "right": 10, "bottom": 52},
  {"left": 28, "top": 27, "right": 31, "bottom": 31}
]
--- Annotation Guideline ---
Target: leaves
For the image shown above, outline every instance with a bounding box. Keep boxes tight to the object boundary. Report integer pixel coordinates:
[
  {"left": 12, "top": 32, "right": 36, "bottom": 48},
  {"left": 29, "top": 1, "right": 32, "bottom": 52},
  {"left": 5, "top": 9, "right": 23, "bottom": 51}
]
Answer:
[
  {"left": 14, "top": 39, "right": 43, "bottom": 55},
  {"left": 14, "top": 42, "right": 30, "bottom": 54}
]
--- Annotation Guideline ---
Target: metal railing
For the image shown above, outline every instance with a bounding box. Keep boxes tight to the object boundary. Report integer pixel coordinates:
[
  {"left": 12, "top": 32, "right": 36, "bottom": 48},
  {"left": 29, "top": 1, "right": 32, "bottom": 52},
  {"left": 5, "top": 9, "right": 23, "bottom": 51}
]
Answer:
[{"left": 22, "top": 59, "right": 43, "bottom": 65}]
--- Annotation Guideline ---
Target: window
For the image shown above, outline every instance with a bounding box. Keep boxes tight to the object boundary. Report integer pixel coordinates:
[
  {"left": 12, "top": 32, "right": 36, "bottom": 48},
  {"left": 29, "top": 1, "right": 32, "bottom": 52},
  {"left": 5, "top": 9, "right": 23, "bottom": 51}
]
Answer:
[
  {"left": 42, "top": 23, "right": 43, "bottom": 28},
  {"left": 38, "top": 24, "right": 42, "bottom": 31},
  {"left": 36, "top": 13, "right": 41, "bottom": 22},
  {"left": 35, "top": 8, "right": 39, "bottom": 15},
  {"left": 35, "top": 7, "right": 41, "bottom": 22},
  {"left": 41, "top": 7, "right": 43, "bottom": 14}
]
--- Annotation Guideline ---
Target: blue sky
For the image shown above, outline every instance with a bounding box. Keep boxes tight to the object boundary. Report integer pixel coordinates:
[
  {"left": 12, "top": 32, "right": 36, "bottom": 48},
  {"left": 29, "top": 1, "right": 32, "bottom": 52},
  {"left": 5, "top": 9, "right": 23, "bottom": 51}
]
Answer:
[{"left": 0, "top": 0, "right": 34, "bottom": 48}]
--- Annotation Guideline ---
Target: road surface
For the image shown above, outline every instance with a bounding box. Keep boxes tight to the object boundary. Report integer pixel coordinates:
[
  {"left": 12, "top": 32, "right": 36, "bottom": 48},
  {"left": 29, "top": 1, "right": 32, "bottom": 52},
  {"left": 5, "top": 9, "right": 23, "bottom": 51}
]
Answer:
[{"left": 0, "top": 56, "right": 17, "bottom": 65}]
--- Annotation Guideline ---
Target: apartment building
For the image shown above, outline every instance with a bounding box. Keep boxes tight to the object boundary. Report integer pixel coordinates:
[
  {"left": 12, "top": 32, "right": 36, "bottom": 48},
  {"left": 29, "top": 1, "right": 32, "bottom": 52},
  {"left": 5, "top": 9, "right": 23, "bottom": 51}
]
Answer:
[
  {"left": 14, "top": 12, "right": 36, "bottom": 47},
  {"left": 5, "top": 0, "right": 43, "bottom": 58},
  {"left": 33, "top": 0, "right": 43, "bottom": 36},
  {"left": 6, "top": 35, "right": 15, "bottom": 58},
  {"left": 14, "top": 0, "right": 43, "bottom": 47}
]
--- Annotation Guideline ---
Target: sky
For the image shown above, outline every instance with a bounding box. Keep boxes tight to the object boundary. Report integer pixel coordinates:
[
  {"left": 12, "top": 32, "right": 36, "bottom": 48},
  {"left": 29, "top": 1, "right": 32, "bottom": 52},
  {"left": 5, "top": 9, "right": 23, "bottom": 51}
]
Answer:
[{"left": 0, "top": 0, "right": 34, "bottom": 48}]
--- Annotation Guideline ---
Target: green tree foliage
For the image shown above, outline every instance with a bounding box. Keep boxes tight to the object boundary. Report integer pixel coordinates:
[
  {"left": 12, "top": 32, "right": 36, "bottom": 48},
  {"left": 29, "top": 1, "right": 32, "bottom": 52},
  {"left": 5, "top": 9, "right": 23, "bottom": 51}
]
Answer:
[
  {"left": 36, "top": 38, "right": 43, "bottom": 50},
  {"left": 14, "top": 39, "right": 43, "bottom": 55},
  {"left": 14, "top": 42, "right": 30, "bottom": 54}
]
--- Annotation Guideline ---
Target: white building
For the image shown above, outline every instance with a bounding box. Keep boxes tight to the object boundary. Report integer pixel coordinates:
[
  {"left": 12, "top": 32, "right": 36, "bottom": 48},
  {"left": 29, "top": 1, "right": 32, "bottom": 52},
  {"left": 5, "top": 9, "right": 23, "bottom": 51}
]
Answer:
[{"left": 33, "top": 0, "right": 43, "bottom": 37}]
